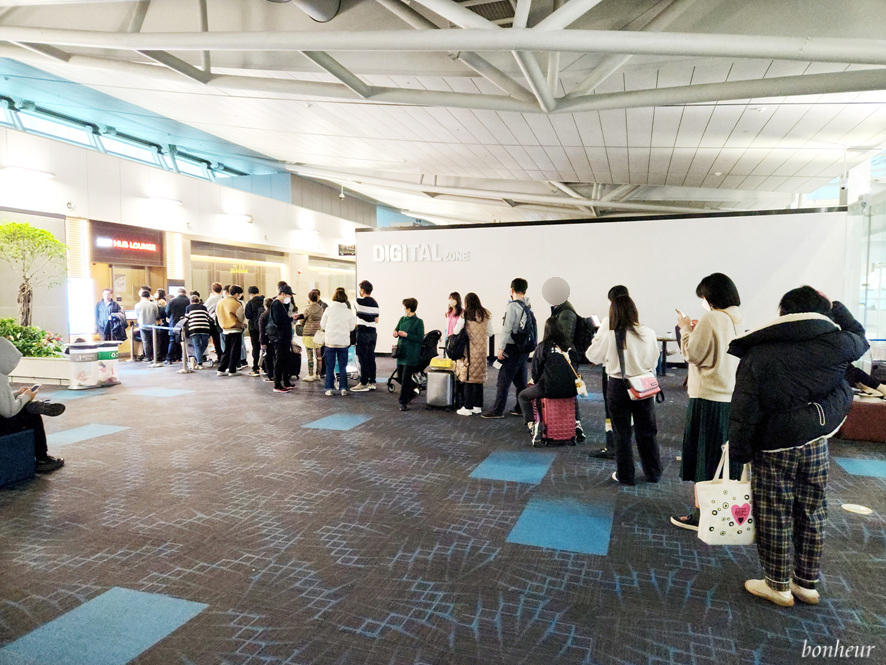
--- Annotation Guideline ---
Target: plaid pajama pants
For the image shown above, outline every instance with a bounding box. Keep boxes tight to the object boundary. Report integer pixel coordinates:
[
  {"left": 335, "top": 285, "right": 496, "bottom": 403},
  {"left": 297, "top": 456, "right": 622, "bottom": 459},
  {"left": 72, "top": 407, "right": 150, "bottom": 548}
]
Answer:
[{"left": 751, "top": 437, "right": 829, "bottom": 592}]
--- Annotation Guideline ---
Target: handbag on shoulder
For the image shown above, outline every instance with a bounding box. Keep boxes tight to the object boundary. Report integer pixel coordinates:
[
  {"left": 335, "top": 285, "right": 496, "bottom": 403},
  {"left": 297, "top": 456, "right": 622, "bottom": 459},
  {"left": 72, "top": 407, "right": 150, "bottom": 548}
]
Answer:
[{"left": 615, "top": 330, "right": 664, "bottom": 402}]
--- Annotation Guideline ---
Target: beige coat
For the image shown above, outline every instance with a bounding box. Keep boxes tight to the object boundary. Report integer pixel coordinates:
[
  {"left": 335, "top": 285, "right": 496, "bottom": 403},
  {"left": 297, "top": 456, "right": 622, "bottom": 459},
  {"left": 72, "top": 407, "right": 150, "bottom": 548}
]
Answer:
[{"left": 454, "top": 314, "right": 494, "bottom": 384}]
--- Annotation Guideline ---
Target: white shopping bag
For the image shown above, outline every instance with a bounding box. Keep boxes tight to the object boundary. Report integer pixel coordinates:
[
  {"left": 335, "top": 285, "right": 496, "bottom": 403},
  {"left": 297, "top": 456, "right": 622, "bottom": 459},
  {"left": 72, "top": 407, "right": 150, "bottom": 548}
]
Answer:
[{"left": 695, "top": 443, "right": 755, "bottom": 546}]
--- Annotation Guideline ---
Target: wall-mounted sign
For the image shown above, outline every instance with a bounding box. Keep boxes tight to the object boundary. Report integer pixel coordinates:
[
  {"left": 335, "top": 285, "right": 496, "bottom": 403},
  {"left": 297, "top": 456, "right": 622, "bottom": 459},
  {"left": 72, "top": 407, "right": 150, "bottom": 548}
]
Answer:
[
  {"left": 230, "top": 265, "right": 249, "bottom": 274},
  {"left": 372, "top": 243, "right": 470, "bottom": 263},
  {"left": 90, "top": 220, "right": 164, "bottom": 267},
  {"left": 338, "top": 244, "right": 356, "bottom": 256}
]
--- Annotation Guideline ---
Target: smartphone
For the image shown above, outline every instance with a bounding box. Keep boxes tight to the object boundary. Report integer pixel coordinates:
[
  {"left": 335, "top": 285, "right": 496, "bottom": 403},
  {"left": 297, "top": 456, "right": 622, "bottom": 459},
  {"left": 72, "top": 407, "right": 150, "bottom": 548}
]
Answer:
[
  {"left": 675, "top": 308, "right": 686, "bottom": 318},
  {"left": 30, "top": 384, "right": 40, "bottom": 392}
]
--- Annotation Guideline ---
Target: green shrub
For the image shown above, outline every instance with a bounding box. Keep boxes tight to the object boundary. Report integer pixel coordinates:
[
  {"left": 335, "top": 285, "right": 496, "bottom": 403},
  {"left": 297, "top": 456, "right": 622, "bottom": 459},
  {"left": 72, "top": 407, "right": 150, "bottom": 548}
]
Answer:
[{"left": 0, "top": 317, "right": 64, "bottom": 358}]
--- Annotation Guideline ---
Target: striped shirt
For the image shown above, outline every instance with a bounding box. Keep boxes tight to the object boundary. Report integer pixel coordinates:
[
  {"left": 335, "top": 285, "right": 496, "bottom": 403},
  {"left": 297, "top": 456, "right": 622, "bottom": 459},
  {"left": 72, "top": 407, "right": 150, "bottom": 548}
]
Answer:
[
  {"left": 355, "top": 296, "right": 379, "bottom": 329},
  {"left": 184, "top": 306, "right": 214, "bottom": 336}
]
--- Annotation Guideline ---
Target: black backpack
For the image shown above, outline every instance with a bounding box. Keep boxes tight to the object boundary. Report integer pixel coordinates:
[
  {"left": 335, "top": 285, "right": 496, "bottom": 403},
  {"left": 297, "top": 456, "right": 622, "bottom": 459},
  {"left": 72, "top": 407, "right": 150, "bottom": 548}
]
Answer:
[
  {"left": 510, "top": 302, "right": 537, "bottom": 354},
  {"left": 445, "top": 326, "right": 469, "bottom": 360},
  {"left": 572, "top": 316, "right": 596, "bottom": 363}
]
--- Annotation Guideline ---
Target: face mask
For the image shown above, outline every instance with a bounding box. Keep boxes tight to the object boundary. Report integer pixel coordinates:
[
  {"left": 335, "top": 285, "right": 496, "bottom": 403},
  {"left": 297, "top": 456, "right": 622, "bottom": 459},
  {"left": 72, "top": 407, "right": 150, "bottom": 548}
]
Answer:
[
  {"left": 701, "top": 298, "right": 712, "bottom": 311},
  {"left": 449, "top": 299, "right": 456, "bottom": 307},
  {"left": 283, "top": 297, "right": 291, "bottom": 304}
]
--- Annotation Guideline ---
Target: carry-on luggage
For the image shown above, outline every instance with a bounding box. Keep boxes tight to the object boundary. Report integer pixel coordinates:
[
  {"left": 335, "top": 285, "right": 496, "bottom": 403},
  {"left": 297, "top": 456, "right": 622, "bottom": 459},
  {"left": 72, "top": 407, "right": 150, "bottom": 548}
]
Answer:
[
  {"left": 534, "top": 398, "right": 577, "bottom": 446},
  {"left": 425, "top": 369, "right": 455, "bottom": 409}
]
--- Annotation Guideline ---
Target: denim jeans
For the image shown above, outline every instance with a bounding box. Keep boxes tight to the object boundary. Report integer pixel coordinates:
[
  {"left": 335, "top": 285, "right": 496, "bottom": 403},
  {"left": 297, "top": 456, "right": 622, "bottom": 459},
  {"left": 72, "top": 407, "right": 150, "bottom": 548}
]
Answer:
[
  {"left": 324, "top": 346, "right": 349, "bottom": 391},
  {"left": 190, "top": 334, "right": 209, "bottom": 365},
  {"left": 356, "top": 328, "right": 377, "bottom": 384}
]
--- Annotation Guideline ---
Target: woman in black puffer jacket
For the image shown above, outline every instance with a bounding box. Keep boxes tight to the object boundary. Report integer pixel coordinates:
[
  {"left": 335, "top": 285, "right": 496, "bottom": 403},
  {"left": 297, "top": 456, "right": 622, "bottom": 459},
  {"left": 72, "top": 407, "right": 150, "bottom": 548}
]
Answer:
[{"left": 727, "top": 287, "right": 868, "bottom": 607}]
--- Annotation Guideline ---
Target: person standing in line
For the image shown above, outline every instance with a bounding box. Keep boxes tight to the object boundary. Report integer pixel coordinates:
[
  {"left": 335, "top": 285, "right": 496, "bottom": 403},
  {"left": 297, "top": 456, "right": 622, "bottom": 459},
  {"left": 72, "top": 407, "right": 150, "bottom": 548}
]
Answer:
[
  {"left": 393, "top": 298, "right": 425, "bottom": 411},
  {"left": 153, "top": 288, "right": 168, "bottom": 363},
  {"left": 729, "top": 288, "right": 867, "bottom": 607},
  {"left": 671, "top": 273, "right": 744, "bottom": 531},
  {"left": 352, "top": 280, "right": 380, "bottom": 392},
  {"left": 257, "top": 297, "right": 274, "bottom": 381},
  {"left": 444, "top": 292, "right": 463, "bottom": 342},
  {"left": 183, "top": 295, "right": 213, "bottom": 368},
  {"left": 269, "top": 285, "right": 295, "bottom": 393},
  {"left": 216, "top": 285, "right": 246, "bottom": 376},
  {"left": 134, "top": 289, "right": 159, "bottom": 362},
  {"left": 320, "top": 289, "right": 356, "bottom": 397},
  {"left": 588, "top": 285, "right": 630, "bottom": 459},
  {"left": 204, "top": 282, "right": 224, "bottom": 364},
  {"left": 165, "top": 287, "right": 190, "bottom": 364},
  {"left": 301, "top": 290, "right": 325, "bottom": 382},
  {"left": 244, "top": 286, "right": 265, "bottom": 377},
  {"left": 454, "top": 292, "right": 494, "bottom": 416},
  {"left": 586, "top": 294, "right": 662, "bottom": 486},
  {"left": 95, "top": 289, "right": 124, "bottom": 341},
  {"left": 481, "top": 278, "right": 533, "bottom": 419}
]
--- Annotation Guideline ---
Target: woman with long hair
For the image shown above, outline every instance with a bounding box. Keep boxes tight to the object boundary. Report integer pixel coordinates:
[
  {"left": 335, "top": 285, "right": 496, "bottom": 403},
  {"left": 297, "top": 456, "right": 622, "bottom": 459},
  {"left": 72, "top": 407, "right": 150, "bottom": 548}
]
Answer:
[
  {"left": 445, "top": 292, "right": 463, "bottom": 341},
  {"left": 454, "top": 292, "right": 494, "bottom": 416},
  {"left": 517, "top": 317, "right": 580, "bottom": 443},
  {"left": 671, "top": 273, "right": 744, "bottom": 531},
  {"left": 301, "top": 290, "right": 325, "bottom": 381},
  {"left": 586, "top": 295, "right": 661, "bottom": 485}
]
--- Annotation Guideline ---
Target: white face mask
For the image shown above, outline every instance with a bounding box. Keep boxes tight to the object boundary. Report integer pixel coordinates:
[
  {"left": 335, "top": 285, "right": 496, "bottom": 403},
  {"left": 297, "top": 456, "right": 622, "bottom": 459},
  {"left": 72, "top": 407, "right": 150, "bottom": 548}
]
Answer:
[
  {"left": 701, "top": 298, "right": 712, "bottom": 311},
  {"left": 283, "top": 297, "right": 291, "bottom": 304},
  {"left": 449, "top": 299, "right": 456, "bottom": 307}
]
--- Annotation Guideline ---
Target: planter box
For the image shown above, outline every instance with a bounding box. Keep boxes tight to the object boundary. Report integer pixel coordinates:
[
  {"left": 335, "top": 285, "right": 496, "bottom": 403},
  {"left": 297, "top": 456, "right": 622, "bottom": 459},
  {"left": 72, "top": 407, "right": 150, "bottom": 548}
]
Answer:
[{"left": 9, "top": 356, "right": 70, "bottom": 386}]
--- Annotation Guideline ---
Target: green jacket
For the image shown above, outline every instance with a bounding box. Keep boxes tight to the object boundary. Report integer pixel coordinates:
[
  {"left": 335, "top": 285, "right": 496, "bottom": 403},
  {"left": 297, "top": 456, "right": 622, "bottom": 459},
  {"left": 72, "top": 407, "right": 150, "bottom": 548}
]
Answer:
[{"left": 395, "top": 315, "right": 425, "bottom": 366}]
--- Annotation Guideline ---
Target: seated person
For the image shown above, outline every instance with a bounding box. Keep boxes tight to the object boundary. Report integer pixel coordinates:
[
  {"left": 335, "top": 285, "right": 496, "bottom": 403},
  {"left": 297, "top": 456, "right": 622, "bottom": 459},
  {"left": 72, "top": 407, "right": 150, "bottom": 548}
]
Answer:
[
  {"left": 517, "top": 317, "right": 580, "bottom": 445},
  {"left": 0, "top": 338, "right": 66, "bottom": 473},
  {"left": 846, "top": 365, "right": 886, "bottom": 398}
]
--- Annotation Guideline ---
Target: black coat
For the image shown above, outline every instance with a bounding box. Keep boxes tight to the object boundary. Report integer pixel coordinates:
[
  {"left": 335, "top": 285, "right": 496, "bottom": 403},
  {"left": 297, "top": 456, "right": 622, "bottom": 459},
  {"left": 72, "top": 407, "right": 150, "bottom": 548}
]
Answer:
[
  {"left": 727, "top": 302, "right": 868, "bottom": 463},
  {"left": 530, "top": 343, "right": 579, "bottom": 399},
  {"left": 551, "top": 301, "right": 578, "bottom": 342},
  {"left": 166, "top": 295, "right": 190, "bottom": 325},
  {"left": 244, "top": 295, "right": 265, "bottom": 332}
]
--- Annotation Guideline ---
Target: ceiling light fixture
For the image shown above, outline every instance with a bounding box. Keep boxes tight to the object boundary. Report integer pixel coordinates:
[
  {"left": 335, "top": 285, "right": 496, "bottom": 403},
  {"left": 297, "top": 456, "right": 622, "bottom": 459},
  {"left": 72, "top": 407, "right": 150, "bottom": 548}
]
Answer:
[
  {"left": 339, "top": 185, "right": 346, "bottom": 201},
  {"left": 0, "top": 166, "right": 55, "bottom": 179},
  {"left": 714, "top": 172, "right": 723, "bottom": 176}
]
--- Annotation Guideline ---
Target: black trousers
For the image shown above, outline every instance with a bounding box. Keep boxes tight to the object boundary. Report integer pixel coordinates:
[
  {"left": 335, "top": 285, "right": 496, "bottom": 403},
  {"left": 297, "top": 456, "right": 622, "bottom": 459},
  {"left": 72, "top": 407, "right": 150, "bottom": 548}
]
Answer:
[
  {"left": 273, "top": 341, "right": 292, "bottom": 388},
  {"left": 463, "top": 382, "right": 483, "bottom": 410},
  {"left": 356, "top": 329, "right": 377, "bottom": 384},
  {"left": 263, "top": 344, "right": 274, "bottom": 379},
  {"left": 491, "top": 352, "right": 528, "bottom": 415},
  {"left": 210, "top": 328, "right": 222, "bottom": 362},
  {"left": 606, "top": 377, "right": 661, "bottom": 485},
  {"left": 0, "top": 409, "right": 48, "bottom": 459},
  {"left": 249, "top": 328, "right": 261, "bottom": 372},
  {"left": 167, "top": 330, "right": 182, "bottom": 362},
  {"left": 218, "top": 332, "right": 243, "bottom": 373},
  {"left": 141, "top": 327, "right": 154, "bottom": 361},
  {"left": 398, "top": 364, "right": 418, "bottom": 405},
  {"left": 517, "top": 383, "right": 546, "bottom": 425},
  {"left": 156, "top": 327, "right": 168, "bottom": 361}
]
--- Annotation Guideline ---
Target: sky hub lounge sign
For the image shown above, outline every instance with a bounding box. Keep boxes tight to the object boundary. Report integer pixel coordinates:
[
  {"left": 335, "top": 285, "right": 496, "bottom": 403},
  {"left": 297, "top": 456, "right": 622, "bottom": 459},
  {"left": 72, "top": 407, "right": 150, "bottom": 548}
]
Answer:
[{"left": 372, "top": 243, "right": 470, "bottom": 263}]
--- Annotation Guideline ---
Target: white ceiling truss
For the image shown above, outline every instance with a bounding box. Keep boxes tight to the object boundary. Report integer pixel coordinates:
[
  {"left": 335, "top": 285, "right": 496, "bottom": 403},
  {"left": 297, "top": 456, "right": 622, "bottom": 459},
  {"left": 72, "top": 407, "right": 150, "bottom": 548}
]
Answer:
[{"left": 0, "top": 0, "right": 884, "bottom": 224}]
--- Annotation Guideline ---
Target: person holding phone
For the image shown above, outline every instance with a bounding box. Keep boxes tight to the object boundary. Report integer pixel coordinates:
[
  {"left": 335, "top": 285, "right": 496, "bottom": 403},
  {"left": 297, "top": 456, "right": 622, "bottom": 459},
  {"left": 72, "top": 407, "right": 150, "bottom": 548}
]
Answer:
[
  {"left": 0, "top": 338, "right": 66, "bottom": 473},
  {"left": 670, "top": 273, "right": 744, "bottom": 531}
]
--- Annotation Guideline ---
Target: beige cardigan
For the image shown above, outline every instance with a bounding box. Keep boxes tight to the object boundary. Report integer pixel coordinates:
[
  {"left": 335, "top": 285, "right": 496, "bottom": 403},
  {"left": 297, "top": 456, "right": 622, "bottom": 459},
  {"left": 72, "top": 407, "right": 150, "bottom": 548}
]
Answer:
[{"left": 680, "top": 306, "right": 743, "bottom": 402}]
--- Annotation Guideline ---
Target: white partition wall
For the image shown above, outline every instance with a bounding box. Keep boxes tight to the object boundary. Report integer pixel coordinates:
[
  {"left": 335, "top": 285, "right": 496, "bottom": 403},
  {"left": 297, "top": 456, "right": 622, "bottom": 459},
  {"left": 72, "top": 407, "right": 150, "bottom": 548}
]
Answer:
[{"left": 356, "top": 210, "right": 849, "bottom": 353}]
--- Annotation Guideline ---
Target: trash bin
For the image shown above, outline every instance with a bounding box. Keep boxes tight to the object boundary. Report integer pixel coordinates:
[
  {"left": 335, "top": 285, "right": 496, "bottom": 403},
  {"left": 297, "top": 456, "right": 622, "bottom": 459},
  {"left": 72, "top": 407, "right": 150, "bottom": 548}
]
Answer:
[{"left": 68, "top": 341, "right": 122, "bottom": 390}]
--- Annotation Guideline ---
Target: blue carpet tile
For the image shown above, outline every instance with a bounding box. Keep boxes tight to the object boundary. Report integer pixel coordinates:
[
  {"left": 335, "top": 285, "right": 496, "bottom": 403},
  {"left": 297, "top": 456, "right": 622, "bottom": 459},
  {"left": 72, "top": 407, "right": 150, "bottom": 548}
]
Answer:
[
  {"left": 834, "top": 457, "right": 886, "bottom": 478},
  {"left": 303, "top": 414, "right": 374, "bottom": 431},
  {"left": 469, "top": 450, "right": 557, "bottom": 485},
  {"left": 507, "top": 495, "right": 616, "bottom": 555},
  {"left": 0, "top": 587, "right": 206, "bottom": 665},
  {"left": 46, "top": 424, "right": 129, "bottom": 447}
]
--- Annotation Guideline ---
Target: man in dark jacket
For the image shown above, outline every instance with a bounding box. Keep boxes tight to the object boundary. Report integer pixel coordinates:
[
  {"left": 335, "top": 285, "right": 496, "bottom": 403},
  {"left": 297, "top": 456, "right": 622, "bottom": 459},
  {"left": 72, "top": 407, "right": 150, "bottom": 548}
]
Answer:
[
  {"left": 269, "top": 285, "right": 295, "bottom": 392},
  {"left": 244, "top": 286, "right": 265, "bottom": 377},
  {"left": 727, "top": 287, "right": 868, "bottom": 608},
  {"left": 165, "top": 288, "right": 190, "bottom": 363},
  {"left": 95, "top": 289, "right": 124, "bottom": 341}
]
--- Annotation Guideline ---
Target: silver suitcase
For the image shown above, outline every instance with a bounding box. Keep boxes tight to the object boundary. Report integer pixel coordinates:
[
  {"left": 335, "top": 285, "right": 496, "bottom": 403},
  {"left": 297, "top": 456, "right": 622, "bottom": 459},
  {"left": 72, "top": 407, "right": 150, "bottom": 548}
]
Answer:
[{"left": 425, "top": 369, "right": 454, "bottom": 408}]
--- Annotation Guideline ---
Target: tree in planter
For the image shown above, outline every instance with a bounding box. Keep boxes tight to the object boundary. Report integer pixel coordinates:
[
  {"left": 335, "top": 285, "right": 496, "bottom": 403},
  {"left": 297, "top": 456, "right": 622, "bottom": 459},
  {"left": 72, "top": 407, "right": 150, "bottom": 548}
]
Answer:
[{"left": 0, "top": 221, "right": 68, "bottom": 327}]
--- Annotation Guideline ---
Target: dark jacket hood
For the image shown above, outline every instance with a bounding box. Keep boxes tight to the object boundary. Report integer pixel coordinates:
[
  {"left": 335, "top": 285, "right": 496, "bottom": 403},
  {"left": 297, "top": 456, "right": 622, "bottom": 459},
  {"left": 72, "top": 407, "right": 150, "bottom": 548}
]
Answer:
[{"left": 729, "top": 312, "right": 838, "bottom": 359}]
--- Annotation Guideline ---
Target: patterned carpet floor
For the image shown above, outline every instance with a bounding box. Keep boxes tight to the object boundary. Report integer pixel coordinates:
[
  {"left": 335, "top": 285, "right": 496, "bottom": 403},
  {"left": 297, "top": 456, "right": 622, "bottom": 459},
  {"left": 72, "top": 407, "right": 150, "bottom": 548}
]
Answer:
[{"left": 0, "top": 358, "right": 883, "bottom": 665}]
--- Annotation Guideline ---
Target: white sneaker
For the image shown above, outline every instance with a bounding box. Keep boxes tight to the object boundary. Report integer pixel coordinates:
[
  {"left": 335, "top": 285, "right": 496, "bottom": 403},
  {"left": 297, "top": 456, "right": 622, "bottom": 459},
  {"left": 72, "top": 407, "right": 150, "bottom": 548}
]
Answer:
[
  {"left": 472, "top": 407, "right": 482, "bottom": 414},
  {"left": 304, "top": 375, "right": 317, "bottom": 382},
  {"left": 456, "top": 407, "right": 472, "bottom": 416},
  {"left": 325, "top": 390, "right": 335, "bottom": 396},
  {"left": 217, "top": 371, "right": 227, "bottom": 376},
  {"left": 368, "top": 383, "right": 377, "bottom": 391},
  {"left": 790, "top": 581, "right": 820, "bottom": 605},
  {"left": 745, "top": 579, "right": 794, "bottom": 607},
  {"left": 351, "top": 383, "right": 370, "bottom": 392},
  {"left": 341, "top": 389, "right": 350, "bottom": 396}
]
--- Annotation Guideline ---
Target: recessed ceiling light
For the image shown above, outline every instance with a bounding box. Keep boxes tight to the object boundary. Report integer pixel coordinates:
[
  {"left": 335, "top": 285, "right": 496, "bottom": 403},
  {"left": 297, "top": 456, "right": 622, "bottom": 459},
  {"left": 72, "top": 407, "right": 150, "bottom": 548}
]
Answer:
[
  {"left": 750, "top": 106, "right": 767, "bottom": 112},
  {"left": 714, "top": 172, "right": 723, "bottom": 176}
]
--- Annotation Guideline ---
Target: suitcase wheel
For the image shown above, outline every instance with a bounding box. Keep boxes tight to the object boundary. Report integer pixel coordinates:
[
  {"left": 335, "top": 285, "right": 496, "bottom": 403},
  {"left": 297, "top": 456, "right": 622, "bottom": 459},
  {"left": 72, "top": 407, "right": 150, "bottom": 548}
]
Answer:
[{"left": 387, "top": 381, "right": 395, "bottom": 393}]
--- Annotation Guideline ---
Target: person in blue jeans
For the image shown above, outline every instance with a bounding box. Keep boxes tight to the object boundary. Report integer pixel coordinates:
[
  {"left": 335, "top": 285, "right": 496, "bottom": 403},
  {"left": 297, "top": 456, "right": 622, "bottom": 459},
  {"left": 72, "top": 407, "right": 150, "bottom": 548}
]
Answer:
[
  {"left": 183, "top": 295, "right": 213, "bottom": 368},
  {"left": 482, "top": 278, "right": 532, "bottom": 419},
  {"left": 319, "top": 289, "right": 356, "bottom": 396}
]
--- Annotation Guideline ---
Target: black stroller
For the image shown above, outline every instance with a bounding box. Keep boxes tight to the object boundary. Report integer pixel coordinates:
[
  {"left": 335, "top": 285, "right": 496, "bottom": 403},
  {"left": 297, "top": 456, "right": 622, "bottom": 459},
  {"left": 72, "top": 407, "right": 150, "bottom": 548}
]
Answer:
[{"left": 387, "top": 329, "right": 442, "bottom": 395}]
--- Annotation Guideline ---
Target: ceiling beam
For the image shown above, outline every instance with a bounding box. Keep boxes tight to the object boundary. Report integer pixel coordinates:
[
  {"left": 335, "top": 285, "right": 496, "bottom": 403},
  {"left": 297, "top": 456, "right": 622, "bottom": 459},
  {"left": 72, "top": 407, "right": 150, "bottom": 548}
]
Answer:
[
  {"left": 136, "top": 49, "right": 213, "bottom": 84},
  {"left": 549, "top": 181, "right": 596, "bottom": 216},
  {"left": 128, "top": 0, "right": 151, "bottom": 34},
  {"left": 288, "top": 165, "right": 714, "bottom": 214},
  {"left": 372, "top": 0, "right": 438, "bottom": 30},
  {"left": 534, "top": 0, "right": 605, "bottom": 31},
  {"left": 451, "top": 51, "right": 535, "bottom": 103},
  {"left": 197, "top": 0, "right": 210, "bottom": 74},
  {"left": 566, "top": 0, "right": 700, "bottom": 99},
  {"left": 4, "top": 27, "right": 886, "bottom": 66},
  {"left": 301, "top": 51, "right": 373, "bottom": 98},
  {"left": 407, "top": 0, "right": 497, "bottom": 29},
  {"left": 513, "top": 50, "right": 555, "bottom": 111},
  {"left": 11, "top": 41, "right": 70, "bottom": 62}
]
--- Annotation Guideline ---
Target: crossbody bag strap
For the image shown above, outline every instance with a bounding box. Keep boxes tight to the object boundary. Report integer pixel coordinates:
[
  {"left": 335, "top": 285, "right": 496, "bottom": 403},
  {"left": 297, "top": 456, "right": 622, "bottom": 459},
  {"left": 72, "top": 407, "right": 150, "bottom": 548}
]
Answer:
[{"left": 556, "top": 346, "right": 580, "bottom": 379}]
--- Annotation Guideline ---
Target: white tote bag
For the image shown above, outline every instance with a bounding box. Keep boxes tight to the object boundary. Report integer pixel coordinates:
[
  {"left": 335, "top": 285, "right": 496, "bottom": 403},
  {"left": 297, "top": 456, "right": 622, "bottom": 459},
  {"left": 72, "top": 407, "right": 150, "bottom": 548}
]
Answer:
[{"left": 695, "top": 443, "right": 755, "bottom": 546}]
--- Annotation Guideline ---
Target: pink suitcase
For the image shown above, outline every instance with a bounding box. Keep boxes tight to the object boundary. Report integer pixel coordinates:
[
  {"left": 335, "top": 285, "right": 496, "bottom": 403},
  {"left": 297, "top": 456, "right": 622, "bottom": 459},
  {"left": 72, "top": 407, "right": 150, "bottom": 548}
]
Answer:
[{"left": 534, "top": 398, "right": 577, "bottom": 446}]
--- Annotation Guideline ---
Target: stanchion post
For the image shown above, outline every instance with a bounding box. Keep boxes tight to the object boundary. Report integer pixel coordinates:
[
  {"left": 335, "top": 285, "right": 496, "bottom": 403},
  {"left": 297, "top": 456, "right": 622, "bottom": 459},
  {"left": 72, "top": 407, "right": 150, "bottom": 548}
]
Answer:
[
  {"left": 149, "top": 325, "right": 163, "bottom": 368},
  {"left": 178, "top": 328, "right": 193, "bottom": 374}
]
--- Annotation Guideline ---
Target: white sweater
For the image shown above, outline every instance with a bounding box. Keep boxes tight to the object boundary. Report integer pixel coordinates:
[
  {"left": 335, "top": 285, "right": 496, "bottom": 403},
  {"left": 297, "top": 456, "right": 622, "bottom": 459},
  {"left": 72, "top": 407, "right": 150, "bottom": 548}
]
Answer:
[
  {"left": 0, "top": 338, "right": 29, "bottom": 418},
  {"left": 680, "top": 306, "right": 743, "bottom": 402},
  {"left": 586, "top": 317, "right": 659, "bottom": 378},
  {"left": 319, "top": 301, "right": 356, "bottom": 348}
]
